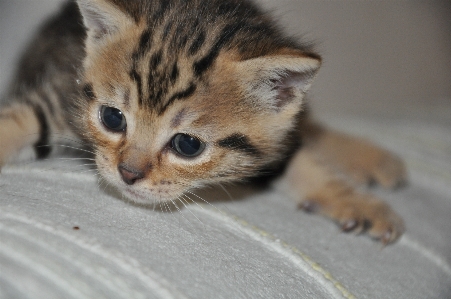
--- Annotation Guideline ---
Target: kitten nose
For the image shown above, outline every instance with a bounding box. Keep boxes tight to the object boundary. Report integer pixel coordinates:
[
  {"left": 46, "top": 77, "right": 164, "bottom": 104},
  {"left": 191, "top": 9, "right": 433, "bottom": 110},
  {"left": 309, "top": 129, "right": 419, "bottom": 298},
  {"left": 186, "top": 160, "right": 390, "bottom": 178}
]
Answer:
[{"left": 118, "top": 164, "right": 145, "bottom": 185}]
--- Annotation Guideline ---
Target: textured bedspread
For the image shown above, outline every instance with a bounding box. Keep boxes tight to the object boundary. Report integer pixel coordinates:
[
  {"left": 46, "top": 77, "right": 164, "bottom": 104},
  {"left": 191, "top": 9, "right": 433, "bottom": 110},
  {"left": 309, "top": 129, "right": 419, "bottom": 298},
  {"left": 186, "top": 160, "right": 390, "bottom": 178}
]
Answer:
[{"left": 1, "top": 110, "right": 450, "bottom": 299}]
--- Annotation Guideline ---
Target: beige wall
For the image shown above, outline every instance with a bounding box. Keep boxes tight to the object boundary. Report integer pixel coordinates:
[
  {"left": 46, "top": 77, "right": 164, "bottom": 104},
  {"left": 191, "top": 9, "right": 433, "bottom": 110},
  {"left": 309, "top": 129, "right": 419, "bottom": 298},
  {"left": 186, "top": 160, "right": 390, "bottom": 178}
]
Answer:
[{"left": 258, "top": 0, "right": 451, "bottom": 120}]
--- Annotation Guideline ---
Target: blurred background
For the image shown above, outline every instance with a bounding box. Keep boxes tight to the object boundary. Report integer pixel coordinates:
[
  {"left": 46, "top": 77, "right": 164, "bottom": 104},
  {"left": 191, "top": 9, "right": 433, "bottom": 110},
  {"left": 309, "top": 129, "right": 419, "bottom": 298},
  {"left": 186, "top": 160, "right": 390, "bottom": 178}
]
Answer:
[{"left": 1, "top": 0, "right": 450, "bottom": 124}]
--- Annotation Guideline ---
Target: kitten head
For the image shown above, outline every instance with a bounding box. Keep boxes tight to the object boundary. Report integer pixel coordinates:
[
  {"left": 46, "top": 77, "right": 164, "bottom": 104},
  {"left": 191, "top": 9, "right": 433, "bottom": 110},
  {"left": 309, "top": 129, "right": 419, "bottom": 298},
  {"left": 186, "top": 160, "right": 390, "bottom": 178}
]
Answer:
[{"left": 75, "top": 0, "right": 321, "bottom": 204}]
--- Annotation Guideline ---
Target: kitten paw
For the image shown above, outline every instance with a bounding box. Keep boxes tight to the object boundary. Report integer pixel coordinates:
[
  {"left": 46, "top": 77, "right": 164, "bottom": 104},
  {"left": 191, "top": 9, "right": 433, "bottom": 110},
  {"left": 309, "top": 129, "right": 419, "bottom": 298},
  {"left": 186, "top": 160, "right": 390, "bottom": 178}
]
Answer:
[{"left": 299, "top": 193, "right": 405, "bottom": 244}]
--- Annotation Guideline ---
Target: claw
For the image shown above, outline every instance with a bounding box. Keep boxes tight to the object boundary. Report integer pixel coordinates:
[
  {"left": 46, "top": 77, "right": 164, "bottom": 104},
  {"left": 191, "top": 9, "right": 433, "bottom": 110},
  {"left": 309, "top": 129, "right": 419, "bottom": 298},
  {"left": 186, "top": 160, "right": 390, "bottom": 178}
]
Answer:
[
  {"left": 341, "top": 219, "right": 358, "bottom": 232},
  {"left": 298, "top": 200, "right": 318, "bottom": 213},
  {"left": 381, "top": 229, "right": 394, "bottom": 245}
]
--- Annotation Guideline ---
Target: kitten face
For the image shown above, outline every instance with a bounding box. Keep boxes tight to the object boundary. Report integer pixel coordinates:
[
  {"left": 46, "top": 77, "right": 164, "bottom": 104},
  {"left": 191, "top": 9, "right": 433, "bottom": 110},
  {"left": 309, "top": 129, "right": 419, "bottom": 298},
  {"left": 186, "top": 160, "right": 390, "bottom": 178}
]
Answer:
[{"left": 76, "top": 0, "right": 320, "bottom": 204}]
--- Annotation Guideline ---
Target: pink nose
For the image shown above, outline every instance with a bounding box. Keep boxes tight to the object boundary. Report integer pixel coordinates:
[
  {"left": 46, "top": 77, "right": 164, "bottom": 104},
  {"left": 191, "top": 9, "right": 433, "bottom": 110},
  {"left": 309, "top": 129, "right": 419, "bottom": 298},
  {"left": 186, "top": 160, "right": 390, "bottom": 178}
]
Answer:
[{"left": 118, "top": 164, "right": 145, "bottom": 185}]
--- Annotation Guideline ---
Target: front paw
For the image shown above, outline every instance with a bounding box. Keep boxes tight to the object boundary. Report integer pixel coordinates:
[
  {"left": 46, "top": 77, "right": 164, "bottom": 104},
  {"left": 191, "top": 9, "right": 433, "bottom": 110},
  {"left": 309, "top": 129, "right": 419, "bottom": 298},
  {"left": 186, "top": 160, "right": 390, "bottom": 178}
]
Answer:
[{"left": 300, "top": 190, "right": 405, "bottom": 244}]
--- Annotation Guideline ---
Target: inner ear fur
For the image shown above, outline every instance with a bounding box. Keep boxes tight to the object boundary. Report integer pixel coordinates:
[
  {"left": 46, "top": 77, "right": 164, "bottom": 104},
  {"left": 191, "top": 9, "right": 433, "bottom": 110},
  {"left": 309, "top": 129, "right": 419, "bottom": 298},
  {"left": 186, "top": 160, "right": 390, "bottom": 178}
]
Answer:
[
  {"left": 235, "top": 51, "right": 321, "bottom": 110},
  {"left": 77, "top": 0, "right": 135, "bottom": 43}
]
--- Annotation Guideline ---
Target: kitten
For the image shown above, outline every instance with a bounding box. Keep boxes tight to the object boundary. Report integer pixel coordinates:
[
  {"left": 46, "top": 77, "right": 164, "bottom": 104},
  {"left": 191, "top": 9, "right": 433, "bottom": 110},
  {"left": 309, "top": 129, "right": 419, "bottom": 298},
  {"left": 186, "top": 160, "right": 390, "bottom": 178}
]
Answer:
[{"left": 0, "top": 0, "right": 406, "bottom": 244}]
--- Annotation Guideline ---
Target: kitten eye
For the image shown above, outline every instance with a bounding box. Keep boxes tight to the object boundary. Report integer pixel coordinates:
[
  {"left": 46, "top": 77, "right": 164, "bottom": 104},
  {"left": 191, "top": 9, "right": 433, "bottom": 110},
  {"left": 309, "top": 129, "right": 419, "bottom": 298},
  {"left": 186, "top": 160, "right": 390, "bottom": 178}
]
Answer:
[
  {"left": 171, "top": 133, "right": 205, "bottom": 158},
  {"left": 99, "top": 105, "right": 127, "bottom": 132}
]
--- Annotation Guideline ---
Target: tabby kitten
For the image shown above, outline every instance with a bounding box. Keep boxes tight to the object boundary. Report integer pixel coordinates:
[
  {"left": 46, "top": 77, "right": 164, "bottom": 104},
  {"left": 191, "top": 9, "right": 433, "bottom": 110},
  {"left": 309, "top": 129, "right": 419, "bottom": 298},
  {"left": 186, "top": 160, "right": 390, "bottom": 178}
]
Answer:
[{"left": 0, "top": 0, "right": 406, "bottom": 244}]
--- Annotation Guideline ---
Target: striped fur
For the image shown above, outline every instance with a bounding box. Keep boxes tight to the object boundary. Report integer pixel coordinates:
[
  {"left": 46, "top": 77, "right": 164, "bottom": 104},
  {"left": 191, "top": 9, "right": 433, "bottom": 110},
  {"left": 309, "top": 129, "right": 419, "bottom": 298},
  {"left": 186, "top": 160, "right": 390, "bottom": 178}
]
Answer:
[{"left": 0, "top": 0, "right": 407, "bottom": 244}]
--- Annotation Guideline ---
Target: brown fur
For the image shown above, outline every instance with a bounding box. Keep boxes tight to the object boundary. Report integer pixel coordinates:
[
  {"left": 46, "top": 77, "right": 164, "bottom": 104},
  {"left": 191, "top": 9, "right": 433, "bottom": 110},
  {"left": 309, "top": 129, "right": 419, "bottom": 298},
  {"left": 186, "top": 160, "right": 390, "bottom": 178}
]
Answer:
[
  {"left": 0, "top": 104, "right": 40, "bottom": 165},
  {"left": 0, "top": 0, "right": 406, "bottom": 244},
  {"left": 276, "top": 138, "right": 405, "bottom": 244}
]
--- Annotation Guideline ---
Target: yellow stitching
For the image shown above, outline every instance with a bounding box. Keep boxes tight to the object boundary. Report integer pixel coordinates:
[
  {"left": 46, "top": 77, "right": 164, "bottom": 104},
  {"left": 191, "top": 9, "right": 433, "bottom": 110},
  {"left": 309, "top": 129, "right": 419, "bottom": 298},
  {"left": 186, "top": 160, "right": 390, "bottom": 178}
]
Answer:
[{"left": 198, "top": 206, "right": 357, "bottom": 299}]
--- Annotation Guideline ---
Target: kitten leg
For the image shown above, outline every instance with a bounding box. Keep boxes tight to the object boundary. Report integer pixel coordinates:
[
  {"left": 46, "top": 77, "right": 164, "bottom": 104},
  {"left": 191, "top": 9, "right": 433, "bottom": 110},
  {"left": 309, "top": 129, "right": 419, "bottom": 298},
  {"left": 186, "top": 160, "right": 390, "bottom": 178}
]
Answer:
[
  {"left": 276, "top": 149, "right": 405, "bottom": 244},
  {"left": 0, "top": 103, "right": 43, "bottom": 169},
  {"left": 301, "top": 121, "right": 407, "bottom": 189}
]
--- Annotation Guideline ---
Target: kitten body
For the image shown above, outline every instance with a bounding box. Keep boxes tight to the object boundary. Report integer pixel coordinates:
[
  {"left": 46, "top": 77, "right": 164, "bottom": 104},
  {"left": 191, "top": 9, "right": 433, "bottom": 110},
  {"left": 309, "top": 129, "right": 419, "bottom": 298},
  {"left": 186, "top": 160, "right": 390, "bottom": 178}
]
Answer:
[{"left": 0, "top": 0, "right": 406, "bottom": 244}]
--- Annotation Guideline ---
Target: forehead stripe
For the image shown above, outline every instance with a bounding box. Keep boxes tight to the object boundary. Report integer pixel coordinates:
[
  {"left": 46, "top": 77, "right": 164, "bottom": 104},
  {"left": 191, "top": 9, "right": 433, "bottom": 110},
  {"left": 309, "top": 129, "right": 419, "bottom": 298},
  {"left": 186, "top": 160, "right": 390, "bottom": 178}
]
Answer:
[
  {"left": 162, "top": 20, "right": 174, "bottom": 41},
  {"left": 150, "top": 50, "right": 162, "bottom": 69},
  {"left": 170, "top": 62, "right": 179, "bottom": 84},
  {"left": 193, "top": 23, "right": 244, "bottom": 77},
  {"left": 129, "top": 69, "right": 143, "bottom": 106},
  {"left": 159, "top": 83, "right": 197, "bottom": 114},
  {"left": 138, "top": 30, "right": 152, "bottom": 57},
  {"left": 188, "top": 30, "right": 206, "bottom": 56}
]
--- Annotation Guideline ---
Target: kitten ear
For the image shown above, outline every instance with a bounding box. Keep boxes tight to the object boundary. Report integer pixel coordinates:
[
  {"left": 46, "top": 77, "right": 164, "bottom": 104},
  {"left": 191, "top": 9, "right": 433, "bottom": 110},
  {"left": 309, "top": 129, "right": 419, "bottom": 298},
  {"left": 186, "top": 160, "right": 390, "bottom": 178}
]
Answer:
[
  {"left": 77, "top": 0, "right": 134, "bottom": 41},
  {"left": 236, "top": 52, "right": 321, "bottom": 110}
]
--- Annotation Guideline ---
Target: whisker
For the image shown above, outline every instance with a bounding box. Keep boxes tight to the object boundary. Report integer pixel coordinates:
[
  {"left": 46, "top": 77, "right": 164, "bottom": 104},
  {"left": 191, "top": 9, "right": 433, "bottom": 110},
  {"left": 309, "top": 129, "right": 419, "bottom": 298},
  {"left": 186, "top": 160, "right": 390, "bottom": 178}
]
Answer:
[
  {"left": 152, "top": 200, "right": 157, "bottom": 211},
  {"left": 52, "top": 157, "right": 96, "bottom": 161},
  {"left": 170, "top": 198, "right": 194, "bottom": 226},
  {"left": 181, "top": 194, "right": 205, "bottom": 212},
  {"left": 163, "top": 202, "right": 173, "bottom": 215},
  {"left": 17, "top": 156, "right": 92, "bottom": 167},
  {"left": 218, "top": 183, "right": 235, "bottom": 202},
  {"left": 98, "top": 177, "right": 112, "bottom": 196},
  {"left": 49, "top": 133, "right": 92, "bottom": 147},
  {"left": 31, "top": 163, "right": 98, "bottom": 174},
  {"left": 177, "top": 196, "right": 204, "bottom": 225},
  {"left": 185, "top": 190, "right": 219, "bottom": 210},
  {"left": 37, "top": 144, "right": 95, "bottom": 155},
  {"left": 72, "top": 168, "right": 100, "bottom": 175},
  {"left": 20, "top": 132, "right": 91, "bottom": 149}
]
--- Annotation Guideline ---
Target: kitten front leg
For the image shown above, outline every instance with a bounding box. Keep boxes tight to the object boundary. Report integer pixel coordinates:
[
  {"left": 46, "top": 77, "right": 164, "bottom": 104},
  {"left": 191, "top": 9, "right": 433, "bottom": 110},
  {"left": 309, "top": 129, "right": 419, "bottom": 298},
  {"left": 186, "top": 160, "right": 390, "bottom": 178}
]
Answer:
[
  {"left": 0, "top": 103, "right": 43, "bottom": 169},
  {"left": 301, "top": 121, "right": 407, "bottom": 189},
  {"left": 276, "top": 149, "right": 405, "bottom": 244}
]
